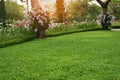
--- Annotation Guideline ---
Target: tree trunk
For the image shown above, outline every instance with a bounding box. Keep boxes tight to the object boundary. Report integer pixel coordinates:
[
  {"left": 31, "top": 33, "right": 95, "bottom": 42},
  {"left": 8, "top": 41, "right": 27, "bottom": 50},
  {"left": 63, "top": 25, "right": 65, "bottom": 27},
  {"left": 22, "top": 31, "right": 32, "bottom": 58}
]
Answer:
[
  {"left": 96, "top": 0, "right": 111, "bottom": 30},
  {"left": 56, "top": 0, "right": 65, "bottom": 23},
  {"left": 102, "top": 7, "right": 109, "bottom": 30},
  {"left": 31, "top": 0, "right": 42, "bottom": 10},
  {"left": 37, "top": 30, "right": 45, "bottom": 38},
  {"left": 103, "top": 7, "right": 108, "bottom": 15}
]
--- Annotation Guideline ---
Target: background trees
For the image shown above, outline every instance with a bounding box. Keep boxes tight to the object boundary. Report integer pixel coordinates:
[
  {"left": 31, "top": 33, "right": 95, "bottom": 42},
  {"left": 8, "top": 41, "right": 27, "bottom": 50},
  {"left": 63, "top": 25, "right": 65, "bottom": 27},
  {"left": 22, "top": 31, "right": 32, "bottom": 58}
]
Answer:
[
  {"left": 5, "top": 0, "right": 24, "bottom": 20},
  {"left": 0, "top": 0, "right": 6, "bottom": 27},
  {"left": 109, "top": 0, "right": 120, "bottom": 20},
  {"left": 56, "top": 0, "right": 65, "bottom": 23},
  {"left": 67, "top": 0, "right": 88, "bottom": 22},
  {"left": 66, "top": 0, "right": 101, "bottom": 22}
]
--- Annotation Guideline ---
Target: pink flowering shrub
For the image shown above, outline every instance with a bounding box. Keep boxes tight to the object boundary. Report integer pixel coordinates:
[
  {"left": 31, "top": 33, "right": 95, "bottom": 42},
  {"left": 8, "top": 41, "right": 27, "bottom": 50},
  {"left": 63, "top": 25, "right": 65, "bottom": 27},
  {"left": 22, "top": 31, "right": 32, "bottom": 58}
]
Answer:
[{"left": 25, "top": 8, "right": 51, "bottom": 38}]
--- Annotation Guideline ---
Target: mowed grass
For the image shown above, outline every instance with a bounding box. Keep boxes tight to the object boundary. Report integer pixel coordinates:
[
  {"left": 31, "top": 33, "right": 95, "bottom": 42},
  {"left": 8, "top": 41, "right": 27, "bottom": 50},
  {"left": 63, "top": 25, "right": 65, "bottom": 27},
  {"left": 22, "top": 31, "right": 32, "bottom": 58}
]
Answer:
[{"left": 0, "top": 31, "right": 120, "bottom": 80}]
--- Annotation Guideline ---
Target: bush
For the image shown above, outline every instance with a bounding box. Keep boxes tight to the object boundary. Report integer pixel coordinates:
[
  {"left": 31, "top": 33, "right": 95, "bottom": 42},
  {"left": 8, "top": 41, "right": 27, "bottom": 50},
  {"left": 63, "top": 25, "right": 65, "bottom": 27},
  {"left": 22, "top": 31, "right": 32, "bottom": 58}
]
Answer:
[
  {"left": 25, "top": 8, "right": 51, "bottom": 38},
  {"left": 0, "top": 22, "right": 102, "bottom": 48},
  {"left": 46, "top": 22, "right": 102, "bottom": 36},
  {"left": 5, "top": 1, "right": 24, "bottom": 20},
  {"left": 0, "top": 27, "right": 36, "bottom": 48}
]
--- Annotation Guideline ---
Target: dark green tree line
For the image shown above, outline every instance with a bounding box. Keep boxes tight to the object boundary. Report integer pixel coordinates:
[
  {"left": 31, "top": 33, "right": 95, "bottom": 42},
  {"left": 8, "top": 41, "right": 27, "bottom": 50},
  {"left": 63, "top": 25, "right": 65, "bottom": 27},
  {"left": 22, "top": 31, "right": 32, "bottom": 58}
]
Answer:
[{"left": 0, "top": 0, "right": 6, "bottom": 27}]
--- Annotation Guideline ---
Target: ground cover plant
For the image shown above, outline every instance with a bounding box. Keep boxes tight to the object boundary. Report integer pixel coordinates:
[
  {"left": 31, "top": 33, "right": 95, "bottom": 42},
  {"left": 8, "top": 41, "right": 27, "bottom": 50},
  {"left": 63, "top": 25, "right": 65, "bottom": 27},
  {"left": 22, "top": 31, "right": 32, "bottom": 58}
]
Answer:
[{"left": 0, "top": 31, "right": 120, "bottom": 80}]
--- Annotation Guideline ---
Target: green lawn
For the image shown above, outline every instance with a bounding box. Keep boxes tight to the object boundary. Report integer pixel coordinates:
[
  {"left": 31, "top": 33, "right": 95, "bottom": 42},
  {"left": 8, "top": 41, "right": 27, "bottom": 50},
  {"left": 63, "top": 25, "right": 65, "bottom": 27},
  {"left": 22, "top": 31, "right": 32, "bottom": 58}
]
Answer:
[{"left": 0, "top": 31, "right": 120, "bottom": 80}]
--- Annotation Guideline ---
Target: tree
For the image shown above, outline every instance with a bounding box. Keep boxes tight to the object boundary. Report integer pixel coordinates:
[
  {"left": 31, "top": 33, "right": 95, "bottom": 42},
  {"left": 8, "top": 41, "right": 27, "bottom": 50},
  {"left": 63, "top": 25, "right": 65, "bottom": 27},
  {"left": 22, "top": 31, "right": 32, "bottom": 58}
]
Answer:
[
  {"left": 31, "top": 0, "right": 42, "bottom": 10},
  {"left": 109, "top": 0, "right": 120, "bottom": 20},
  {"left": 56, "top": 0, "right": 65, "bottom": 23},
  {"left": 67, "top": 0, "right": 87, "bottom": 22},
  {"left": 87, "top": 4, "right": 102, "bottom": 20},
  {"left": 96, "top": 0, "right": 111, "bottom": 29},
  {"left": 27, "top": 0, "right": 50, "bottom": 38},
  {"left": 67, "top": 0, "right": 101, "bottom": 22},
  {"left": 0, "top": 0, "right": 6, "bottom": 27},
  {"left": 5, "top": 0, "right": 24, "bottom": 20},
  {"left": 96, "top": 0, "right": 111, "bottom": 14}
]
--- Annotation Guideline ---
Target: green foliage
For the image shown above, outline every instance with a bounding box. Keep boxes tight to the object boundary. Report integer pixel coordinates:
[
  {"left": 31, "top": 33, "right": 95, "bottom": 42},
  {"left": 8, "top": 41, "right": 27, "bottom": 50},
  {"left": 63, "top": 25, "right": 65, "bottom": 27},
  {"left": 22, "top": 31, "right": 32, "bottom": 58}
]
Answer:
[
  {"left": 87, "top": 4, "right": 102, "bottom": 20},
  {"left": 46, "top": 22, "right": 102, "bottom": 36},
  {"left": 109, "top": 0, "right": 120, "bottom": 20},
  {"left": 112, "top": 21, "right": 120, "bottom": 28},
  {"left": 0, "top": 0, "right": 6, "bottom": 19},
  {"left": 0, "top": 27, "right": 36, "bottom": 48},
  {"left": 0, "top": 22, "right": 102, "bottom": 48},
  {"left": 0, "top": 31, "right": 120, "bottom": 80},
  {"left": 67, "top": 0, "right": 102, "bottom": 22},
  {"left": 0, "top": 0, "right": 6, "bottom": 27},
  {"left": 5, "top": 0, "right": 24, "bottom": 20},
  {"left": 112, "top": 21, "right": 120, "bottom": 26}
]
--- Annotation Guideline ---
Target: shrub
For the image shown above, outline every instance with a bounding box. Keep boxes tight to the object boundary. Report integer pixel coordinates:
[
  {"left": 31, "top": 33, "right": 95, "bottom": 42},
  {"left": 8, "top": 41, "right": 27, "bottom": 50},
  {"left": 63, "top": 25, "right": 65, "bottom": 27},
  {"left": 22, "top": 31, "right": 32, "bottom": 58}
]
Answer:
[
  {"left": 25, "top": 8, "right": 51, "bottom": 38},
  {"left": 0, "top": 27, "right": 36, "bottom": 48},
  {"left": 96, "top": 12, "right": 116, "bottom": 29},
  {"left": 5, "top": 1, "right": 24, "bottom": 20},
  {"left": 46, "top": 22, "right": 102, "bottom": 36}
]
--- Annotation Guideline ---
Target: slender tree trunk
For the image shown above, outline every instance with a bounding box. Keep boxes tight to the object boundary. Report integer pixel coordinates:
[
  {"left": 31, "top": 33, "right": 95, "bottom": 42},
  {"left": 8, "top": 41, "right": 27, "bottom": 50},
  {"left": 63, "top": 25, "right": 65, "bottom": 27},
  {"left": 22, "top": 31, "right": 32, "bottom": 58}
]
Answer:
[{"left": 103, "top": 7, "right": 108, "bottom": 15}]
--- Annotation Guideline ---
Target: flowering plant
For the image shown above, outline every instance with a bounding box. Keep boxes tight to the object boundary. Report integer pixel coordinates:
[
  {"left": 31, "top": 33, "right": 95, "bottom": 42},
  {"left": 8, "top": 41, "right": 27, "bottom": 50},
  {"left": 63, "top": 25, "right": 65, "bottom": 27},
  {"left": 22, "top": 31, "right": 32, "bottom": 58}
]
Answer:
[
  {"left": 96, "top": 12, "right": 116, "bottom": 29},
  {"left": 25, "top": 8, "right": 51, "bottom": 38}
]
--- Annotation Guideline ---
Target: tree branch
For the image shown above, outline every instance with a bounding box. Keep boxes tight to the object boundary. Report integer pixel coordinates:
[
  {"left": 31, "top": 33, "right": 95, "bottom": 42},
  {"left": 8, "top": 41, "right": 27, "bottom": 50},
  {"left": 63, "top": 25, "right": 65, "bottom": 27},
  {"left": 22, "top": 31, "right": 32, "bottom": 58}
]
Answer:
[
  {"left": 96, "top": 0, "right": 104, "bottom": 6},
  {"left": 105, "top": 0, "right": 111, "bottom": 5}
]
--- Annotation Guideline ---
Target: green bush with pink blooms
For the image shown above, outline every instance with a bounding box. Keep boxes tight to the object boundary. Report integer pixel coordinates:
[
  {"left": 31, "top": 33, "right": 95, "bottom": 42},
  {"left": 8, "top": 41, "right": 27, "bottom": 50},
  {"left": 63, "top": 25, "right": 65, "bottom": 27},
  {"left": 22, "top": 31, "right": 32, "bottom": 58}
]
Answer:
[{"left": 24, "top": 9, "right": 51, "bottom": 38}]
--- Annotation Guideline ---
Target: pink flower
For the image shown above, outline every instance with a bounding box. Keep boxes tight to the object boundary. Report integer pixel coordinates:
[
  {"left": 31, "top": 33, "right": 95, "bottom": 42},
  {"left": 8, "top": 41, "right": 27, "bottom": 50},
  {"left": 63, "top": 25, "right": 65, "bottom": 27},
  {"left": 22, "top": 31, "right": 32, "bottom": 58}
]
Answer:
[
  {"left": 32, "top": 18, "right": 35, "bottom": 21},
  {"left": 40, "top": 16, "right": 47, "bottom": 22},
  {"left": 36, "top": 15, "right": 40, "bottom": 20},
  {"left": 96, "top": 20, "right": 101, "bottom": 25},
  {"left": 44, "top": 13, "right": 48, "bottom": 17},
  {"left": 32, "top": 11, "right": 37, "bottom": 17},
  {"left": 38, "top": 9, "right": 42, "bottom": 13}
]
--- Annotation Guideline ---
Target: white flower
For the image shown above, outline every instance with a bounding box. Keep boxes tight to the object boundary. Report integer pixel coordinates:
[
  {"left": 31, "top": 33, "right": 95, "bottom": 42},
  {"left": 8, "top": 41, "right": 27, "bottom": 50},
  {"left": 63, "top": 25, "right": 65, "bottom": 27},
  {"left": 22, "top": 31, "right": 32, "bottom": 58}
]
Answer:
[
  {"left": 34, "top": 28, "right": 37, "bottom": 32},
  {"left": 96, "top": 20, "right": 101, "bottom": 25}
]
